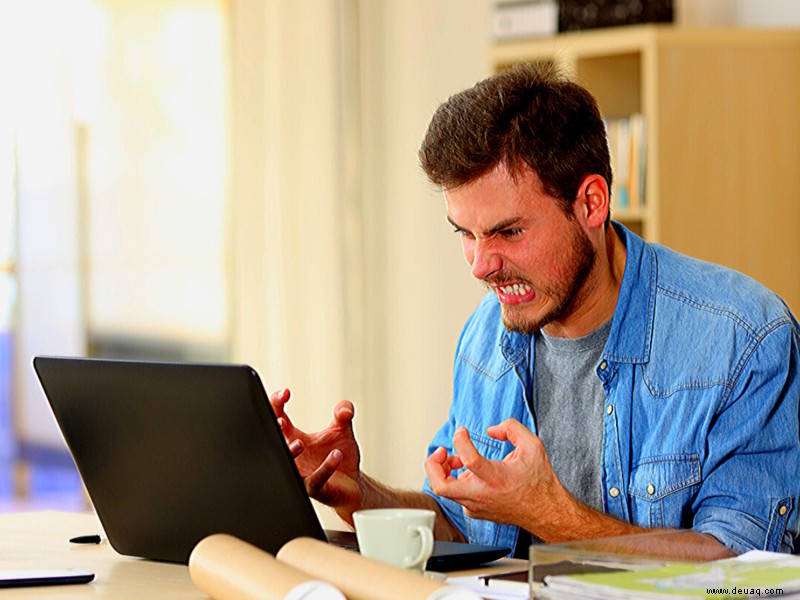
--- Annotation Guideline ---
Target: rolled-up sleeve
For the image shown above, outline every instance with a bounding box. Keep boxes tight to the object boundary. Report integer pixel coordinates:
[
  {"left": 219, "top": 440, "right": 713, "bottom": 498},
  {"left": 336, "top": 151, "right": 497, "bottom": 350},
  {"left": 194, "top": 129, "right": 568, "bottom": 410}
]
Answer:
[{"left": 693, "top": 321, "right": 800, "bottom": 554}]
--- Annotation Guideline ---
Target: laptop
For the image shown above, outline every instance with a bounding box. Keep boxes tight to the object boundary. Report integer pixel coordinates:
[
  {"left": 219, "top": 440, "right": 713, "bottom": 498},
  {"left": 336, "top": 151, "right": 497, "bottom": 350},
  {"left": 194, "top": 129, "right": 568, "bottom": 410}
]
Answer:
[{"left": 33, "top": 357, "right": 510, "bottom": 570}]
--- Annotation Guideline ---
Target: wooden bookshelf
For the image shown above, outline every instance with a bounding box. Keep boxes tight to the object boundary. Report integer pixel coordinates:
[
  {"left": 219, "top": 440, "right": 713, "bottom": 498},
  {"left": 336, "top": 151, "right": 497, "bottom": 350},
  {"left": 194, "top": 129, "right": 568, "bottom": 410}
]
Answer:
[{"left": 491, "top": 25, "right": 800, "bottom": 311}]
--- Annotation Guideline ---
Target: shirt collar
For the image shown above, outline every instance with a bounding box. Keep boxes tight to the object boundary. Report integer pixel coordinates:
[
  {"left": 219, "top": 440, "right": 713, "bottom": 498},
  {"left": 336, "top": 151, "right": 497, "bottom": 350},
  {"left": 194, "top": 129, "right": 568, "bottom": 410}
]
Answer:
[
  {"left": 499, "top": 221, "right": 656, "bottom": 365},
  {"left": 604, "top": 221, "right": 656, "bottom": 364}
]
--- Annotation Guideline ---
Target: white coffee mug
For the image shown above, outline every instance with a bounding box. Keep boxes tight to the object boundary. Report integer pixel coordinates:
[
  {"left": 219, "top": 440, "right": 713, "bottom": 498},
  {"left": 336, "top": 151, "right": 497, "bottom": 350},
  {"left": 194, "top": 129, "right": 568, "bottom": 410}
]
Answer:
[{"left": 353, "top": 508, "right": 435, "bottom": 573}]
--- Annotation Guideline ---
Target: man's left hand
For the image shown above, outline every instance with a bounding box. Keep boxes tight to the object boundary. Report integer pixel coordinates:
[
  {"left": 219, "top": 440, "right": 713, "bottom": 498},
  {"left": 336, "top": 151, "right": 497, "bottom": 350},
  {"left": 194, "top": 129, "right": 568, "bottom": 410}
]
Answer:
[{"left": 425, "top": 418, "right": 566, "bottom": 529}]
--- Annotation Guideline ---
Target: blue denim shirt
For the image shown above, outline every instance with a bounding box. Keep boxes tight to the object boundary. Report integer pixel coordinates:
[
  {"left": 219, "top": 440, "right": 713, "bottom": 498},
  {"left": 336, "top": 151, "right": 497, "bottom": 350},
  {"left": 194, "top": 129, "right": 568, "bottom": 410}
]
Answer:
[{"left": 423, "top": 223, "right": 800, "bottom": 554}]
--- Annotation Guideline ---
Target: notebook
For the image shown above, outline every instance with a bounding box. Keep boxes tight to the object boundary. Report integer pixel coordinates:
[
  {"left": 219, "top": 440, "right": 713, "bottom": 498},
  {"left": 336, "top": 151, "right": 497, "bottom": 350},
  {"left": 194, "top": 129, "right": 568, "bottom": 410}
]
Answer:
[{"left": 33, "top": 356, "right": 510, "bottom": 570}]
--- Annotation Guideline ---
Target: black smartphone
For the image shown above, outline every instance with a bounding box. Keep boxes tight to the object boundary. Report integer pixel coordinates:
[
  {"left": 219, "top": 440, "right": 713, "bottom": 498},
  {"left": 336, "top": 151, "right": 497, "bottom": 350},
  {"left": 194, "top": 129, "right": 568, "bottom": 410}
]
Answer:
[{"left": 0, "top": 569, "right": 95, "bottom": 588}]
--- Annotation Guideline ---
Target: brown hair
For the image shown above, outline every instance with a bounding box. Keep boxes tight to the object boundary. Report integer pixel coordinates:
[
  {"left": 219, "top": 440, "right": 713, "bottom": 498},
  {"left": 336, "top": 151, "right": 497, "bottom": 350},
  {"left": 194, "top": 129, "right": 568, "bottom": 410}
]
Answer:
[{"left": 418, "top": 62, "right": 612, "bottom": 216}]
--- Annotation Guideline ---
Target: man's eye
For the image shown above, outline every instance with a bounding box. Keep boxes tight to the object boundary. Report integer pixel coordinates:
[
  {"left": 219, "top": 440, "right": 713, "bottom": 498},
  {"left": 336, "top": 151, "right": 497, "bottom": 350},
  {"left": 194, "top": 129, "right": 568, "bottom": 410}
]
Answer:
[
  {"left": 453, "top": 228, "right": 474, "bottom": 240},
  {"left": 501, "top": 228, "right": 523, "bottom": 238}
]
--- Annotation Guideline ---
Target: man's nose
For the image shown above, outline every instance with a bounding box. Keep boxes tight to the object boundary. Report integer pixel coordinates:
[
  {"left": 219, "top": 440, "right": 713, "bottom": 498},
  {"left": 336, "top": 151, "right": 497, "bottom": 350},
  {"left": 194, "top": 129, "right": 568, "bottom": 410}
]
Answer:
[{"left": 470, "top": 240, "right": 501, "bottom": 281}]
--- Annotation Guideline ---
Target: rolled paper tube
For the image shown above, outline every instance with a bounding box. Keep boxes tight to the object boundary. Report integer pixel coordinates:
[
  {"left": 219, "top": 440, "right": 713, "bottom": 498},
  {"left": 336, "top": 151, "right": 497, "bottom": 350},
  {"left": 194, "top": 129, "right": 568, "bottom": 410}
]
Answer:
[
  {"left": 189, "top": 534, "right": 345, "bottom": 600},
  {"left": 277, "top": 537, "right": 480, "bottom": 600},
  {"left": 427, "top": 588, "right": 483, "bottom": 600}
]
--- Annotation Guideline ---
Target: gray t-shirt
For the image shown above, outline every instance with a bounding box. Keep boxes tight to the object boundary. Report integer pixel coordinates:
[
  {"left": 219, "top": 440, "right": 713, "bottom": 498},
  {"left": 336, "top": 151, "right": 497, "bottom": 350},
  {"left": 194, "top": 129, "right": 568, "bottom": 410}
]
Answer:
[
  {"left": 534, "top": 318, "right": 611, "bottom": 511},
  {"left": 514, "top": 319, "right": 611, "bottom": 557}
]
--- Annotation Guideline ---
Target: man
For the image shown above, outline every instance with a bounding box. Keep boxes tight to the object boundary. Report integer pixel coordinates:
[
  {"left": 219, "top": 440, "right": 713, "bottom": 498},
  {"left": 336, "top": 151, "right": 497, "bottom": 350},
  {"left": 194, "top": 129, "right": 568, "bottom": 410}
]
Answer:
[{"left": 271, "top": 62, "right": 800, "bottom": 556}]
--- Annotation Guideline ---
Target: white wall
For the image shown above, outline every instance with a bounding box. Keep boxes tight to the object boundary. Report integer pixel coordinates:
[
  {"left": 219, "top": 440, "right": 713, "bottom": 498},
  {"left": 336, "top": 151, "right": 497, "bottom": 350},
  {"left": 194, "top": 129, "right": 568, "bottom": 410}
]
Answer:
[
  {"left": 357, "top": 2, "right": 490, "bottom": 487},
  {"left": 228, "top": 0, "right": 492, "bottom": 501},
  {"left": 229, "top": 0, "right": 351, "bottom": 435}
]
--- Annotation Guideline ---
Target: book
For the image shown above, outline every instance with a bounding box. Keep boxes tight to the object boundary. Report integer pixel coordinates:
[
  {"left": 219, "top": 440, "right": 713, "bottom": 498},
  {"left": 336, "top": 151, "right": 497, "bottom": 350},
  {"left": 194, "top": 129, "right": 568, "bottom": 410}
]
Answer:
[
  {"left": 188, "top": 534, "right": 482, "bottom": 600},
  {"left": 536, "top": 550, "right": 800, "bottom": 599},
  {"left": 612, "top": 117, "right": 631, "bottom": 211},
  {"left": 605, "top": 114, "right": 647, "bottom": 214},
  {"left": 627, "top": 113, "right": 646, "bottom": 209},
  {"left": 491, "top": 1, "right": 558, "bottom": 40}
]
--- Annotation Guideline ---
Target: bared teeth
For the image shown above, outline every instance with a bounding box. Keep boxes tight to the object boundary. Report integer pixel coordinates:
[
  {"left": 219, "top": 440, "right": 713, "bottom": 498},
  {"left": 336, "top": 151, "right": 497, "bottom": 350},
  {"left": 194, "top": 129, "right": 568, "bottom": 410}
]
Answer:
[{"left": 499, "top": 284, "right": 532, "bottom": 296}]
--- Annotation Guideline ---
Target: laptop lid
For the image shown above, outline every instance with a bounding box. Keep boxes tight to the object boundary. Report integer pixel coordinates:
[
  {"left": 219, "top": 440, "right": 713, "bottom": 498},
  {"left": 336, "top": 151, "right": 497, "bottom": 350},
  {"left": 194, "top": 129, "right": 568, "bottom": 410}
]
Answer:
[
  {"left": 33, "top": 357, "right": 510, "bottom": 568},
  {"left": 34, "top": 356, "right": 327, "bottom": 563}
]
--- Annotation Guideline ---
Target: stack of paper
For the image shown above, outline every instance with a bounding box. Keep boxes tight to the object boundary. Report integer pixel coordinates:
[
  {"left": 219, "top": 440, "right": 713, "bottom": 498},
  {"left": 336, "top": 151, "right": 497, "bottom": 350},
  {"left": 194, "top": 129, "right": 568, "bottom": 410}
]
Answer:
[{"left": 537, "top": 551, "right": 800, "bottom": 599}]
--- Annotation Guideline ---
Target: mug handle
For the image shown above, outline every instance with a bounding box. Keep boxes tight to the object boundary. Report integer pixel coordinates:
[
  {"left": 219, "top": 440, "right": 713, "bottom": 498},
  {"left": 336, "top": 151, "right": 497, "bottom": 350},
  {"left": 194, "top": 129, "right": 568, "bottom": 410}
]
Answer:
[{"left": 403, "top": 524, "right": 434, "bottom": 570}]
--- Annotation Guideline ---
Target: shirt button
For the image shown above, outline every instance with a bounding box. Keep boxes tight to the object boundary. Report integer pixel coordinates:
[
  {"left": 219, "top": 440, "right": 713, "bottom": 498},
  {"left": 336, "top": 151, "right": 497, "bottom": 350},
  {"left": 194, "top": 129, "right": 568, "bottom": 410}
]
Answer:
[
  {"left": 609, "top": 487, "right": 620, "bottom": 498},
  {"left": 606, "top": 405, "right": 614, "bottom": 415},
  {"left": 599, "top": 360, "right": 608, "bottom": 371},
  {"left": 780, "top": 505, "right": 788, "bottom": 516},
  {"left": 647, "top": 484, "right": 656, "bottom": 495}
]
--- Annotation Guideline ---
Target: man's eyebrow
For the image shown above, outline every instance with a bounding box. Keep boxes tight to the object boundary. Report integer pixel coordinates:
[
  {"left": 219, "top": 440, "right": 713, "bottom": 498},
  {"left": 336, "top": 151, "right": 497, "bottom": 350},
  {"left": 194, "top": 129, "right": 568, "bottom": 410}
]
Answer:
[
  {"left": 447, "top": 216, "right": 464, "bottom": 230},
  {"left": 447, "top": 216, "right": 523, "bottom": 236}
]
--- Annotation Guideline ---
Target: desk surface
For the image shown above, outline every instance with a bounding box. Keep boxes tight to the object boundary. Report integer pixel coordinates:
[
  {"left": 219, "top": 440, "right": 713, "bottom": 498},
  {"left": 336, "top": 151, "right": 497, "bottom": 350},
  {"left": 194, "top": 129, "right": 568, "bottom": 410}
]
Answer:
[{"left": 1, "top": 511, "right": 524, "bottom": 598}]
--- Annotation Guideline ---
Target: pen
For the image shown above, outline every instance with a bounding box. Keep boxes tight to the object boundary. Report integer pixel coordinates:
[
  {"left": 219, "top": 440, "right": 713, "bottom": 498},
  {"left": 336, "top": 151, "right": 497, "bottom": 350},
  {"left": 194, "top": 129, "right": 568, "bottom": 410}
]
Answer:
[{"left": 69, "top": 535, "right": 102, "bottom": 544}]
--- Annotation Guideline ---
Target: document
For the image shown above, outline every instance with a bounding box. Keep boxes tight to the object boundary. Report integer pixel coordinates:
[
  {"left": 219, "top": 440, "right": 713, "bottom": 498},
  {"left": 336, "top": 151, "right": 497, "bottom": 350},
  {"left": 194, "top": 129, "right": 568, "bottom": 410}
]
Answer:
[
  {"left": 536, "top": 550, "right": 800, "bottom": 599},
  {"left": 447, "top": 573, "right": 529, "bottom": 599}
]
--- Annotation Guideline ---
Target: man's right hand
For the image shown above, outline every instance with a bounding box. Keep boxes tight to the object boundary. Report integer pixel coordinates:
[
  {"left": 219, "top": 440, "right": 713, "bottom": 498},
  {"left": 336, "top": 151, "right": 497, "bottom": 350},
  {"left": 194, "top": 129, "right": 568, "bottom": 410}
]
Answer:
[
  {"left": 270, "top": 389, "right": 468, "bottom": 539},
  {"left": 269, "top": 389, "right": 363, "bottom": 513}
]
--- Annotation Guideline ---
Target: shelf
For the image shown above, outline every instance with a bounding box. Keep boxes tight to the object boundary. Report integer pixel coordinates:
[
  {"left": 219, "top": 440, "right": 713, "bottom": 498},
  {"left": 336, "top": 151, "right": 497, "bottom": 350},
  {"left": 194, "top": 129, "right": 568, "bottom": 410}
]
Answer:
[{"left": 490, "top": 25, "right": 800, "bottom": 311}]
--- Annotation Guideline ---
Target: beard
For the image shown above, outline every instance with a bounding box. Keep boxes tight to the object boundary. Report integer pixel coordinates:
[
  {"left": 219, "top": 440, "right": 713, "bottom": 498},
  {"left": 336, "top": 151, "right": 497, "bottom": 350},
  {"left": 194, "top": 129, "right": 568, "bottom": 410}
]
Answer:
[{"left": 493, "top": 220, "right": 596, "bottom": 335}]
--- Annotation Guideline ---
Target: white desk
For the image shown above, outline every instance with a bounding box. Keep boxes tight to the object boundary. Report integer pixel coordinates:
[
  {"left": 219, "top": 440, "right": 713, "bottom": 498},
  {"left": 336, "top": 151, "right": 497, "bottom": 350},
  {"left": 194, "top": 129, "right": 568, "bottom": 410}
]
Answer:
[
  {"left": 1, "top": 511, "right": 524, "bottom": 598},
  {"left": 2, "top": 511, "right": 201, "bottom": 598}
]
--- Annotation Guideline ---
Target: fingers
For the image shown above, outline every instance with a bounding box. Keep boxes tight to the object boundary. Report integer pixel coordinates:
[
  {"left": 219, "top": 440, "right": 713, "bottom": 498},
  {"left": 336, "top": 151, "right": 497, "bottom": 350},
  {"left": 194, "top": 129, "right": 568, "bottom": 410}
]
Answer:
[
  {"left": 269, "top": 388, "right": 290, "bottom": 407},
  {"left": 447, "top": 454, "right": 464, "bottom": 471},
  {"left": 271, "top": 392, "right": 353, "bottom": 435},
  {"left": 288, "top": 439, "right": 303, "bottom": 458},
  {"left": 305, "top": 449, "right": 343, "bottom": 496},
  {"left": 486, "top": 418, "right": 531, "bottom": 445},
  {"left": 276, "top": 415, "right": 296, "bottom": 438},
  {"left": 271, "top": 389, "right": 300, "bottom": 441},
  {"left": 425, "top": 447, "right": 453, "bottom": 493},
  {"left": 269, "top": 389, "right": 291, "bottom": 421},
  {"left": 425, "top": 445, "right": 468, "bottom": 493},
  {"left": 452, "top": 427, "right": 494, "bottom": 482},
  {"left": 330, "top": 400, "right": 355, "bottom": 429},
  {"left": 486, "top": 419, "right": 544, "bottom": 461}
]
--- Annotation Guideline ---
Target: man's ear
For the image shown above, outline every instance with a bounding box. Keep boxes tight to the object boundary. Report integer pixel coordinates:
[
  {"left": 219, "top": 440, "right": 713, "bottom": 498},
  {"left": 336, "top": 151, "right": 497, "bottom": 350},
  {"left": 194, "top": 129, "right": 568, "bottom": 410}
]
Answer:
[{"left": 575, "top": 174, "right": 609, "bottom": 229}]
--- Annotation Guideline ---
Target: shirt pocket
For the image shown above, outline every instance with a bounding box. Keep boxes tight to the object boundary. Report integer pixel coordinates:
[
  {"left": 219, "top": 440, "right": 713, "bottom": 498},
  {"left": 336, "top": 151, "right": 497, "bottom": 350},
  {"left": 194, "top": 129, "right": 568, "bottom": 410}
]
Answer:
[
  {"left": 457, "top": 350, "right": 514, "bottom": 382},
  {"left": 628, "top": 454, "right": 702, "bottom": 529}
]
